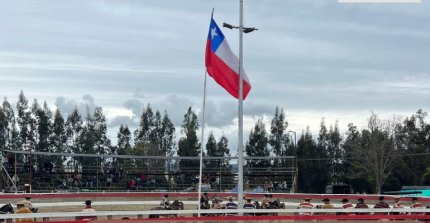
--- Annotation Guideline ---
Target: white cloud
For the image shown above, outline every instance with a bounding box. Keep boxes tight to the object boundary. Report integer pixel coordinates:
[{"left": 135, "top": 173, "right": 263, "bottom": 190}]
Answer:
[{"left": 0, "top": 0, "right": 429, "bottom": 148}]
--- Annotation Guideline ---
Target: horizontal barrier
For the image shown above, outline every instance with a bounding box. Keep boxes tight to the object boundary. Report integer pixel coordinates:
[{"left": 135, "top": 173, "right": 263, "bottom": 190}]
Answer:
[
  {"left": 1, "top": 192, "right": 429, "bottom": 202},
  {"left": 2, "top": 208, "right": 430, "bottom": 220},
  {"left": 8, "top": 200, "right": 429, "bottom": 210}
]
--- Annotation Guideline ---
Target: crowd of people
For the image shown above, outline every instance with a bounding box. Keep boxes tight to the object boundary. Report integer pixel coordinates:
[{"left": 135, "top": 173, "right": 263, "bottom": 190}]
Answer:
[
  {"left": 160, "top": 193, "right": 430, "bottom": 215},
  {"left": 5, "top": 194, "right": 430, "bottom": 221},
  {"left": 10, "top": 197, "right": 97, "bottom": 222},
  {"left": 297, "top": 196, "right": 429, "bottom": 215}
]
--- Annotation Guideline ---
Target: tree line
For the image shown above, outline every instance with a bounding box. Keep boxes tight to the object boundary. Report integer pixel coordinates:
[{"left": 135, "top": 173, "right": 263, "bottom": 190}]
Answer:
[{"left": 0, "top": 91, "right": 429, "bottom": 193}]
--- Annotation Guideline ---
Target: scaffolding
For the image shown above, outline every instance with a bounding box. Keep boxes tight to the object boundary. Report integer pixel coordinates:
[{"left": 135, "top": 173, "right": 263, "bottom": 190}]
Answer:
[{"left": 0, "top": 149, "right": 297, "bottom": 193}]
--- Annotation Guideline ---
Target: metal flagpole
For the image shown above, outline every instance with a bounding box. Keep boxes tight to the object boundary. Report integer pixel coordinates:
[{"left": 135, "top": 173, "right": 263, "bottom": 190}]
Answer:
[
  {"left": 197, "top": 70, "right": 208, "bottom": 217},
  {"left": 237, "top": 0, "right": 245, "bottom": 212}
]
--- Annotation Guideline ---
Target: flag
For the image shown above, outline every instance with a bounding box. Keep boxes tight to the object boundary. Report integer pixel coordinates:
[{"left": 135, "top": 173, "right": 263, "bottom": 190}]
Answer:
[{"left": 205, "top": 17, "right": 251, "bottom": 100}]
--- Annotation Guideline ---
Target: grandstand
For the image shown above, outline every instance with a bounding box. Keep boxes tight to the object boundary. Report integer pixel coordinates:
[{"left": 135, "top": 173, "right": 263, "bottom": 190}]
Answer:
[{"left": 0, "top": 150, "right": 297, "bottom": 193}]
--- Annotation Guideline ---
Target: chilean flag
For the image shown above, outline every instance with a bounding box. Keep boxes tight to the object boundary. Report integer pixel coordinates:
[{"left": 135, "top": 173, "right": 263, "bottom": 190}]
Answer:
[{"left": 205, "top": 17, "right": 251, "bottom": 100}]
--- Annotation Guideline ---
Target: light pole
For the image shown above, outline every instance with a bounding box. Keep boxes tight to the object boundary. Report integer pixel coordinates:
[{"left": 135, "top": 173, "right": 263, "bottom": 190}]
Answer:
[
  {"left": 288, "top": 131, "right": 297, "bottom": 192},
  {"left": 223, "top": 0, "right": 258, "bottom": 210}
]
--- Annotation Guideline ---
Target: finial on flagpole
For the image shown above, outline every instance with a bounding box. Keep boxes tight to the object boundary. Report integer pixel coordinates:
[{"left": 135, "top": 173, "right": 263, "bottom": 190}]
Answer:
[{"left": 211, "top": 8, "right": 214, "bottom": 18}]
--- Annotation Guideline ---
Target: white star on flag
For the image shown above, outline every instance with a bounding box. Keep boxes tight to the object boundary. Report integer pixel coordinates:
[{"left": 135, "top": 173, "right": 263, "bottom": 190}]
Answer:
[{"left": 211, "top": 27, "right": 218, "bottom": 40}]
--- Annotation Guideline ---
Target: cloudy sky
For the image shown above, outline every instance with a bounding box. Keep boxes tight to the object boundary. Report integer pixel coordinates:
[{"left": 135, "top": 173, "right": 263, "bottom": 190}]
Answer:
[{"left": 0, "top": 0, "right": 429, "bottom": 148}]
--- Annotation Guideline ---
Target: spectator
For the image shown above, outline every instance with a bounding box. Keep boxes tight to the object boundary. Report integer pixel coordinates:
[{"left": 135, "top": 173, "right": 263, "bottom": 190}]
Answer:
[
  {"left": 15, "top": 201, "right": 33, "bottom": 222},
  {"left": 373, "top": 196, "right": 390, "bottom": 215},
  {"left": 106, "top": 174, "right": 113, "bottom": 187},
  {"left": 225, "top": 196, "right": 238, "bottom": 216},
  {"left": 392, "top": 196, "right": 404, "bottom": 215},
  {"left": 244, "top": 198, "right": 256, "bottom": 216},
  {"left": 225, "top": 196, "right": 238, "bottom": 209},
  {"left": 81, "top": 200, "right": 97, "bottom": 220},
  {"left": 261, "top": 194, "right": 271, "bottom": 209},
  {"left": 410, "top": 197, "right": 423, "bottom": 215},
  {"left": 160, "top": 194, "right": 170, "bottom": 209},
  {"left": 20, "top": 197, "right": 33, "bottom": 210},
  {"left": 200, "top": 192, "right": 210, "bottom": 209},
  {"left": 340, "top": 198, "right": 354, "bottom": 215},
  {"left": 355, "top": 198, "right": 369, "bottom": 215},
  {"left": 320, "top": 198, "right": 335, "bottom": 215},
  {"left": 297, "top": 198, "right": 314, "bottom": 215},
  {"left": 12, "top": 174, "right": 19, "bottom": 186},
  {"left": 244, "top": 198, "right": 256, "bottom": 209}
]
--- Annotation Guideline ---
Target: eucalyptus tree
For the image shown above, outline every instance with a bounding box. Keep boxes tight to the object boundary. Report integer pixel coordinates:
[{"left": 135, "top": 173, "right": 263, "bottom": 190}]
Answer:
[
  {"left": 177, "top": 107, "right": 200, "bottom": 185},
  {"left": 245, "top": 118, "right": 270, "bottom": 186},
  {"left": 50, "top": 108, "right": 67, "bottom": 171},
  {"left": 269, "top": 107, "right": 290, "bottom": 167},
  {"left": 297, "top": 127, "right": 328, "bottom": 193},
  {"left": 0, "top": 106, "right": 6, "bottom": 150},
  {"left": 65, "top": 107, "right": 83, "bottom": 170},
  {"left": 2, "top": 99, "right": 17, "bottom": 150}
]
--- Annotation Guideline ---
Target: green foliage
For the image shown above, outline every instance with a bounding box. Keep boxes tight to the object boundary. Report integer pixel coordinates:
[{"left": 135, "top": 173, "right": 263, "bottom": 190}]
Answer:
[
  {"left": 16, "top": 91, "right": 31, "bottom": 152},
  {"left": 160, "top": 112, "right": 175, "bottom": 156},
  {"left": 204, "top": 133, "right": 232, "bottom": 178},
  {"left": 318, "top": 119, "right": 344, "bottom": 185},
  {"left": 204, "top": 133, "right": 217, "bottom": 169},
  {"left": 2, "top": 99, "right": 16, "bottom": 150},
  {"left": 134, "top": 104, "right": 154, "bottom": 145},
  {"left": 1, "top": 91, "right": 430, "bottom": 193},
  {"left": 245, "top": 118, "right": 270, "bottom": 187},
  {"left": 269, "top": 106, "right": 290, "bottom": 167},
  {"left": 385, "top": 109, "right": 430, "bottom": 191},
  {"left": 422, "top": 167, "right": 430, "bottom": 185},
  {"left": 246, "top": 118, "right": 270, "bottom": 168},
  {"left": 50, "top": 108, "right": 67, "bottom": 171},
  {"left": 0, "top": 106, "right": 6, "bottom": 149},
  {"left": 177, "top": 107, "right": 200, "bottom": 184},
  {"left": 343, "top": 113, "right": 401, "bottom": 194},
  {"left": 297, "top": 127, "right": 328, "bottom": 193}
]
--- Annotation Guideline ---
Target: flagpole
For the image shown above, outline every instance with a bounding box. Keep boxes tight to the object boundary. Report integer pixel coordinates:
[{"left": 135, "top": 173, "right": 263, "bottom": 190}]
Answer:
[
  {"left": 197, "top": 70, "right": 208, "bottom": 217},
  {"left": 237, "top": 0, "right": 245, "bottom": 212}
]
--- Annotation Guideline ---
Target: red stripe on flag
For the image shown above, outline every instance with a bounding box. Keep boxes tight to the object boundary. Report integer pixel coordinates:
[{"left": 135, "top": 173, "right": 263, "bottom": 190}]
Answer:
[{"left": 206, "top": 50, "right": 251, "bottom": 99}]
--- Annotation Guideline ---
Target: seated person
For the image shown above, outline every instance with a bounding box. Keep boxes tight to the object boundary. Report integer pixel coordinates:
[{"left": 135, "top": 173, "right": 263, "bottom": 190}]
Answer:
[
  {"left": 320, "top": 198, "right": 335, "bottom": 215},
  {"left": 244, "top": 198, "right": 256, "bottom": 216},
  {"left": 225, "top": 196, "right": 238, "bottom": 209},
  {"left": 200, "top": 192, "right": 210, "bottom": 209},
  {"left": 244, "top": 198, "right": 256, "bottom": 209},
  {"left": 374, "top": 196, "right": 389, "bottom": 215},
  {"left": 261, "top": 194, "right": 271, "bottom": 209},
  {"left": 225, "top": 196, "right": 238, "bottom": 216},
  {"left": 297, "top": 198, "right": 314, "bottom": 215},
  {"left": 81, "top": 200, "right": 97, "bottom": 220},
  {"left": 160, "top": 194, "right": 170, "bottom": 209},
  {"left": 355, "top": 198, "right": 370, "bottom": 215},
  {"left": 15, "top": 202, "right": 33, "bottom": 222},
  {"left": 212, "top": 199, "right": 223, "bottom": 209}
]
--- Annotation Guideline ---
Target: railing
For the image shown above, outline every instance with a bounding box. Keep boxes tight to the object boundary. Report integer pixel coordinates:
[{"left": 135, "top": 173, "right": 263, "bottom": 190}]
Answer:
[{"left": 1, "top": 208, "right": 430, "bottom": 222}]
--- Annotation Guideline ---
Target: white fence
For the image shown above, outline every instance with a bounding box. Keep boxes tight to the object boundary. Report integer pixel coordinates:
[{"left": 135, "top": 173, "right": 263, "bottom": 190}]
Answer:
[{"left": 1, "top": 208, "right": 430, "bottom": 220}]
